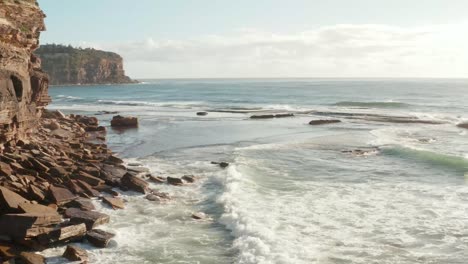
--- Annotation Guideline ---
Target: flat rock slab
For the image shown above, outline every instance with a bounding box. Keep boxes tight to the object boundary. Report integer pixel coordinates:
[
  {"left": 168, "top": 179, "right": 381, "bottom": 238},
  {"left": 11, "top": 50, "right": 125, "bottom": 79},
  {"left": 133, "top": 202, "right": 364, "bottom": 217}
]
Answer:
[
  {"left": 0, "top": 186, "right": 30, "bottom": 213},
  {"left": 63, "top": 245, "right": 88, "bottom": 262},
  {"left": 19, "top": 252, "right": 45, "bottom": 264},
  {"left": 49, "top": 186, "right": 77, "bottom": 205},
  {"left": 120, "top": 173, "right": 148, "bottom": 193},
  {"left": 18, "top": 203, "right": 58, "bottom": 215},
  {"left": 102, "top": 197, "right": 125, "bottom": 210},
  {"left": 37, "top": 223, "right": 87, "bottom": 246},
  {"left": 74, "top": 171, "right": 104, "bottom": 186},
  {"left": 86, "top": 229, "right": 115, "bottom": 248},
  {"left": 65, "top": 208, "right": 110, "bottom": 230},
  {"left": 68, "top": 198, "right": 95, "bottom": 211}
]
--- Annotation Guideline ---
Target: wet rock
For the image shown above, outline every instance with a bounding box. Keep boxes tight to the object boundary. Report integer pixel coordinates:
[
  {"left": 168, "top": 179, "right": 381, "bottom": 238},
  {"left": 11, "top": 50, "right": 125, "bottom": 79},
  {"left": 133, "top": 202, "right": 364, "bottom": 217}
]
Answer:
[
  {"left": 274, "top": 113, "right": 294, "bottom": 118},
  {"left": 127, "top": 166, "right": 149, "bottom": 174},
  {"left": 102, "top": 197, "right": 125, "bottom": 210},
  {"left": 0, "top": 187, "right": 30, "bottom": 213},
  {"left": 457, "top": 122, "right": 468, "bottom": 129},
  {"left": 49, "top": 186, "right": 77, "bottom": 205},
  {"left": 110, "top": 115, "right": 138, "bottom": 128},
  {"left": 148, "top": 175, "right": 166, "bottom": 184},
  {"left": 309, "top": 119, "right": 342, "bottom": 125},
  {"left": 18, "top": 252, "right": 45, "bottom": 264},
  {"left": 167, "top": 177, "right": 184, "bottom": 186},
  {"left": 182, "top": 175, "right": 195, "bottom": 183},
  {"left": 120, "top": 173, "right": 148, "bottom": 194},
  {"left": 65, "top": 208, "right": 110, "bottom": 230},
  {"left": 145, "top": 194, "right": 162, "bottom": 202},
  {"left": 196, "top": 112, "right": 208, "bottom": 116},
  {"left": 106, "top": 155, "right": 124, "bottom": 165},
  {"left": 219, "top": 162, "right": 229, "bottom": 168},
  {"left": 250, "top": 114, "right": 275, "bottom": 119},
  {"left": 191, "top": 212, "right": 206, "bottom": 220},
  {"left": 37, "top": 223, "right": 87, "bottom": 246},
  {"left": 86, "top": 229, "right": 115, "bottom": 248},
  {"left": 62, "top": 245, "right": 88, "bottom": 262}
]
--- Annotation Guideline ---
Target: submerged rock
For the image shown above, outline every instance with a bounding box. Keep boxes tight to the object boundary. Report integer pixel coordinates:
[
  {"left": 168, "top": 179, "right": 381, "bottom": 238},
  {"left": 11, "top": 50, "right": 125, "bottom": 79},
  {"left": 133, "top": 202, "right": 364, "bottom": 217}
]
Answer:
[
  {"left": 182, "top": 175, "right": 195, "bottom": 183},
  {"left": 250, "top": 113, "right": 294, "bottom": 119},
  {"left": 196, "top": 111, "right": 208, "bottom": 116},
  {"left": 167, "top": 177, "right": 184, "bottom": 186},
  {"left": 86, "top": 229, "right": 115, "bottom": 248},
  {"left": 191, "top": 212, "right": 206, "bottom": 220},
  {"left": 309, "top": 119, "right": 342, "bottom": 125}
]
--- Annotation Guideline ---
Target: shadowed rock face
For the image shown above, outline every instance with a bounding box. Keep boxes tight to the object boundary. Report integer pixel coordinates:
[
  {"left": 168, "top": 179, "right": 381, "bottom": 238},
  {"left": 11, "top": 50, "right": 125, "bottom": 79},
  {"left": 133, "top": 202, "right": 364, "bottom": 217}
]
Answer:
[{"left": 0, "top": 0, "right": 50, "bottom": 146}]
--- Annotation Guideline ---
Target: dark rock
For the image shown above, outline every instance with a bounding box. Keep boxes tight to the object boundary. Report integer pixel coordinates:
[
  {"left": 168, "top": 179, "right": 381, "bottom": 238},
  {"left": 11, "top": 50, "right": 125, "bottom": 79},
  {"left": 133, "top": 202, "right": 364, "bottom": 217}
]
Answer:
[
  {"left": 67, "top": 198, "right": 95, "bottom": 211},
  {"left": 63, "top": 245, "right": 88, "bottom": 262},
  {"left": 127, "top": 166, "right": 149, "bottom": 174},
  {"left": 182, "top": 175, "right": 195, "bottom": 183},
  {"left": 0, "top": 242, "right": 17, "bottom": 261},
  {"left": 309, "top": 119, "right": 342, "bottom": 125},
  {"left": 191, "top": 212, "right": 206, "bottom": 220},
  {"left": 37, "top": 223, "right": 87, "bottom": 246},
  {"left": 120, "top": 173, "right": 148, "bottom": 194},
  {"left": 28, "top": 185, "right": 45, "bottom": 201},
  {"left": 167, "top": 177, "right": 183, "bottom": 186},
  {"left": 250, "top": 114, "right": 275, "bottom": 119},
  {"left": 106, "top": 155, "right": 124, "bottom": 165},
  {"left": 219, "top": 162, "right": 229, "bottom": 168},
  {"left": 86, "top": 229, "right": 115, "bottom": 248},
  {"left": 196, "top": 112, "right": 208, "bottom": 116},
  {"left": 457, "top": 122, "right": 468, "bottom": 129},
  {"left": 275, "top": 113, "right": 294, "bottom": 118},
  {"left": 75, "top": 180, "right": 101, "bottom": 197},
  {"left": 148, "top": 175, "right": 165, "bottom": 184},
  {"left": 102, "top": 197, "right": 125, "bottom": 210},
  {"left": 65, "top": 208, "right": 110, "bottom": 230},
  {"left": 74, "top": 171, "right": 105, "bottom": 186},
  {"left": 49, "top": 186, "right": 77, "bottom": 205},
  {"left": 110, "top": 115, "right": 138, "bottom": 128},
  {"left": 0, "top": 213, "right": 62, "bottom": 239},
  {"left": 145, "top": 194, "right": 161, "bottom": 202}
]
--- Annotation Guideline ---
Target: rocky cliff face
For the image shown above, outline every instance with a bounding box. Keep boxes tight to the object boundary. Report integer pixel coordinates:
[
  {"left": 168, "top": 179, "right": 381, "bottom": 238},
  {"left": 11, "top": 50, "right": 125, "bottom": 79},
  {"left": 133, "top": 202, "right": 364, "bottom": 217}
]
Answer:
[
  {"left": 36, "top": 44, "right": 136, "bottom": 85},
  {"left": 0, "top": 0, "right": 50, "bottom": 146}
]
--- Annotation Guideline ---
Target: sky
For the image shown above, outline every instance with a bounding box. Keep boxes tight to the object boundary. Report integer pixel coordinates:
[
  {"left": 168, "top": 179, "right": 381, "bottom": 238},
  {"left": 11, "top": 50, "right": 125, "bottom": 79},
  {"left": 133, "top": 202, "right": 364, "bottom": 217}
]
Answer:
[{"left": 39, "top": 0, "right": 468, "bottom": 79}]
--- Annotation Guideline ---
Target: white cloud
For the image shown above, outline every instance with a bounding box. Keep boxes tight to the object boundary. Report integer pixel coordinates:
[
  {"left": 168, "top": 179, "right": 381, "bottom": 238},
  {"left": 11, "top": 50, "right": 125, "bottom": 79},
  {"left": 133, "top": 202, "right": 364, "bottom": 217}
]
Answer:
[{"left": 81, "top": 23, "right": 468, "bottom": 78}]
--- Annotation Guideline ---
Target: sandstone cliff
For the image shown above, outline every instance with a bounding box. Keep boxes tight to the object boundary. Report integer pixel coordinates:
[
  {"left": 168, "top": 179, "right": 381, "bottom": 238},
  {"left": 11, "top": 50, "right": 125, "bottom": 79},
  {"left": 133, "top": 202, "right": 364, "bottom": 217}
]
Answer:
[
  {"left": 0, "top": 0, "right": 50, "bottom": 145},
  {"left": 36, "top": 44, "right": 136, "bottom": 85}
]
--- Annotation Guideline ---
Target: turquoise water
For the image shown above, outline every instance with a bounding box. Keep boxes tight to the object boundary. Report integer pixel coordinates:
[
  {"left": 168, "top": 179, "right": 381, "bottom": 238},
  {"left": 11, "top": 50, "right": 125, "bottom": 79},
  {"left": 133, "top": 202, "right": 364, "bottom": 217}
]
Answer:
[{"left": 46, "top": 79, "right": 468, "bottom": 263}]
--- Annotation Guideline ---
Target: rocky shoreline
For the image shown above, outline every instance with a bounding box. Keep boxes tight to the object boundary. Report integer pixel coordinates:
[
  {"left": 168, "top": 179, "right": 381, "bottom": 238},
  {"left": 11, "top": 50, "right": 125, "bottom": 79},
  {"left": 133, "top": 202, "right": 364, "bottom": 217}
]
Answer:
[{"left": 0, "top": 111, "right": 169, "bottom": 263}]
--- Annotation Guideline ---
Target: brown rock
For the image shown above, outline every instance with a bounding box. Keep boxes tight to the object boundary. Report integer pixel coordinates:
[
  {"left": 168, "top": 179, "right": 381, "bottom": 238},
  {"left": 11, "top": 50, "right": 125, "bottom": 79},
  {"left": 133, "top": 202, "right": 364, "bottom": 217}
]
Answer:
[
  {"left": 0, "top": 162, "right": 13, "bottom": 176},
  {"left": 0, "top": 213, "right": 61, "bottom": 239},
  {"left": 28, "top": 185, "right": 45, "bottom": 201},
  {"left": 145, "top": 194, "right": 161, "bottom": 202},
  {"left": 102, "top": 197, "right": 125, "bottom": 210},
  {"left": 37, "top": 223, "right": 87, "bottom": 246},
  {"left": 74, "top": 171, "right": 105, "bottom": 186},
  {"left": 49, "top": 186, "right": 77, "bottom": 205},
  {"left": 18, "top": 203, "right": 57, "bottom": 215},
  {"left": 0, "top": 242, "right": 17, "bottom": 261},
  {"left": 86, "top": 229, "right": 115, "bottom": 248},
  {"left": 106, "top": 155, "right": 124, "bottom": 165},
  {"left": 167, "top": 177, "right": 183, "bottom": 186},
  {"left": 148, "top": 175, "right": 165, "bottom": 184},
  {"left": 18, "top": 252, "right": 45, "bottom": 264},
  {"left": 0, "top": 187, "right": 30, "bottom": 213},
  {"left": 110, "top": 115, "right": 138, "bottom": 128},
  {"left": 75, "top": 180, "right": 101, "bottom": 197},
  {"left": 65, "top": 208, "right": 110, "bottom": 230},
  {"left": 63, "top": 245, "right": 88, "bottom": 262},
  {"left": 457, "top": 122, "right": 468, "bottom": 129},
  {"left": 309, "top": 119, "right": 341, "bottom": 125},
  {"left": 120, "top": 173, "right": 148, "bottom": 194},
  {"left": 68, "top": 198, "right": 95, "bottom": 211}
]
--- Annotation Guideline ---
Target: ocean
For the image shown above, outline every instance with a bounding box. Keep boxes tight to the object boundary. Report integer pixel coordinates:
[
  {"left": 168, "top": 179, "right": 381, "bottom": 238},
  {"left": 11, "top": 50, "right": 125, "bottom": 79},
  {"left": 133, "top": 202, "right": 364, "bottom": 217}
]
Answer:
[{"left": 44, "top": 79, "right": 468, "bottom": 264}]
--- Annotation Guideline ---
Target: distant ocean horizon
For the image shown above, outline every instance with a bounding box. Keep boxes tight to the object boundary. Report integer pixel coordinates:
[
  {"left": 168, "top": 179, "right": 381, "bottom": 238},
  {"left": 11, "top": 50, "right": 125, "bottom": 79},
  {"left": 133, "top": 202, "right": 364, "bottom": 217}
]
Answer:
[{"left": 45, "top": 78, "right": 468, "bottom": 263}]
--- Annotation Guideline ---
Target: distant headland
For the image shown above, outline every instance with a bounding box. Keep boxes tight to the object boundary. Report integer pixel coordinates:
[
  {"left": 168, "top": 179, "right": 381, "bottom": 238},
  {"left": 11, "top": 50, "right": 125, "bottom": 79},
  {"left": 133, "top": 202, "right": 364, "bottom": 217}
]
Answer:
[{"left": 36, "top": 44, "right": 138, "bottom": 86}]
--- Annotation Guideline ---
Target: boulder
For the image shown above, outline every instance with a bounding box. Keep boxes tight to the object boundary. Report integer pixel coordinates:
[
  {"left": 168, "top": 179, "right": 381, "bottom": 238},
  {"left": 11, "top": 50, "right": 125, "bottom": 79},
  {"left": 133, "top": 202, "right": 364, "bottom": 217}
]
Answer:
[
  {"left": 182, "top": 175, "right": 195, "bottom": 183},
  {"left": 62, "top": 245, "right": 88, "bottom": 262},
  {"left": 0, "top": 187, "right": 30, "bottom": 213},
  {"left": 457, "top": 122, "right": 468, "bottom": 129},
  {"left": 65, "top": 208, "right": 110, "bottom": 230},
  {"left": 120, "top": 173, "right": 148, "bottom": 194},
  {"left": 86, "top": 229, "right": 115, "bottom": 248},
  {"left": 110, "top": 115, "right": 138, "bottom": 128},
  {"left": 18, "top": 252, "right": 45, "bottom": 264},
  {"left": 309, "top": 119, "right": 341, "bottom": 125},
  {"left": 196, "top": 112, "right": 208, "bottom": 116},
  {"left": 102, "top": 197, "right": 125, "bottom": 210},
  {"left": 167, "top": 177, "right": 183, "bottom": 186},
  {"left": 49, "top": 186, "right": 77, "bottom": 205}
]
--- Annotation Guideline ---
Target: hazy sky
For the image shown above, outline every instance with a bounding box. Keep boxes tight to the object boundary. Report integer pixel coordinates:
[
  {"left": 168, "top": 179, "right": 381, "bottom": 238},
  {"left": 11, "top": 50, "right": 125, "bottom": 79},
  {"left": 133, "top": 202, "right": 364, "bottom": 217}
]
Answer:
[{"left": 39, "top": 0, "right": 468, "bottom": 78}]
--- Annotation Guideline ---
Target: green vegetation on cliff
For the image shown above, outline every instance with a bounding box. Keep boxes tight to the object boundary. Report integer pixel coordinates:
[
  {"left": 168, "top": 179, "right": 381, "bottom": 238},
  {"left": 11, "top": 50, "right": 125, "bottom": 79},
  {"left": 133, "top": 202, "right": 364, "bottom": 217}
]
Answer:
[{"left": 36, "top": 44, "right": 136, "bottom": 85}]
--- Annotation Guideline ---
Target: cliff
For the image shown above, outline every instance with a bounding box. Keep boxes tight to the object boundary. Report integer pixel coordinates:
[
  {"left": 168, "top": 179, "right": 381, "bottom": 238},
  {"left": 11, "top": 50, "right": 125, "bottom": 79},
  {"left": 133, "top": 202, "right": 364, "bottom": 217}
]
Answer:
[
  {"left": 0, "top": 0, "right": 50, "bottom": 146},
  {"left": 35, "top": 44, "right": 136, "bottom": 85}
]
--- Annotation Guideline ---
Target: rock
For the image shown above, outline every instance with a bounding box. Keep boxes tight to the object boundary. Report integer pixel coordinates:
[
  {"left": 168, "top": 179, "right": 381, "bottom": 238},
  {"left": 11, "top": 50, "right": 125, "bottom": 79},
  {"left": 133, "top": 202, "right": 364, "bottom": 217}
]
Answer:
[
  {"left": 67, "top": 198, "right": 96, "bottom": 211},
  {"left": 28, "top": 185, "right": 45, "bottom": 201},
  {"left": 65, "top": 208, "right": 110, "bottom": 230},
  {"left": 120, "top": 173, "right": 148, "bottom": 194},
  {"left": 49, "top": 186, "right": 77, "bottom": 205},
  {"left": 127, "top": 166, "right": 149, "bottom": 174},
  {"left": 191, "top": 212, "right": 206, "bottom": 220},
  {"left": 457, "top": 122, "right": 468, "bottom": 129},
  {"left": 18, "top": 252, "right": 45, "bottom": 264},
  {"left": 18, "top": 203, "right": 57, "bottom": 215},
  {"left": 37, "top": 223, "right": 87, "bottom": 246},
  {"left": 0, "top": 187, "right": 30, "bottom": 213},
  {"left": 110, "top": 115, "right": 138, "bottom": 128},
  {"left": 106, "top": 155, "right": 124, "bottom": 165},
  {"left": 0, "top": 242, "right": 17, "bottom": 261},
  {"left": 43, "top": 121, "right": 60, "bottom": 130},
  {"left": 196, "top": 112, "right": 208, "bottom": 116},
  {"left": 0, "top": 162, "right": 13, "bottom": 176},
  {"left": 86, "top": 229, "right": 115, "bottom": 248},
  {"left": 0, "top": 213, "right": 62, "bottom": 239},
  {"left": 219, "top": 162, "right": 229, "bottom": 168},
  {"left": 309, "top": 119, "right": 342, "bottom": 125},
  {"left": 75, "top": 180, "right": 101, "bottom": 197},
  {"left": 148, "top": 175, "right": 166, "bottom": 184},
  {"left": 250, "top": 114, "right": 275, "bottom": 119},
  {"left": 62, "top": 245, "right": 88, "bottom": 262},
  {"left": 182, "top": 175, "right": 195, "bottom": 183},
  {"left": 145, "top": 194, "right": 161, "bottom": 202},
  {"left": 102, "top": 197, "right": 125, "bottom": 210},
  {"left": 167, "top": 177, "right": 184, "bottom": 186},
  {"left": 275, "top": 113, "right": 294, "bottom": 118},
  {"left": 74, "top": 171, "right": 105, "bottom": 186}
]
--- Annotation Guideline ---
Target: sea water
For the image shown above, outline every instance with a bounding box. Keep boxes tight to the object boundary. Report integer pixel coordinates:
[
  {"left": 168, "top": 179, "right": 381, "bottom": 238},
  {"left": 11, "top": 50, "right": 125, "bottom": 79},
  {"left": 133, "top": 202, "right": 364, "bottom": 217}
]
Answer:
[{"left": 44, "top": 79, "right": 468, "bottom": 263}]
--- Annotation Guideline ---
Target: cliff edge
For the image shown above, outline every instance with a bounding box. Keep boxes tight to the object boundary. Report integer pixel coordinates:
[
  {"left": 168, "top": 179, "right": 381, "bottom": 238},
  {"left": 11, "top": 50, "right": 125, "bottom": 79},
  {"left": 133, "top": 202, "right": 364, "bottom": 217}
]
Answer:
[
  {"left": 0, "top": 0, "right": 50, "bottom": 145},
  {"left": 36, "top": 44, "right": 137, "bottom": 85}
]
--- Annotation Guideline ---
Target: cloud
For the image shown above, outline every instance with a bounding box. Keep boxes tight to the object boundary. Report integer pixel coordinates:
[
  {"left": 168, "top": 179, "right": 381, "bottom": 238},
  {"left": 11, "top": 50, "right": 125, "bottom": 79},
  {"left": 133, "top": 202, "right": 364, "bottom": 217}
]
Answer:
[{"left": 80, "top": 23, "right": 468, "bottom": 78}]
